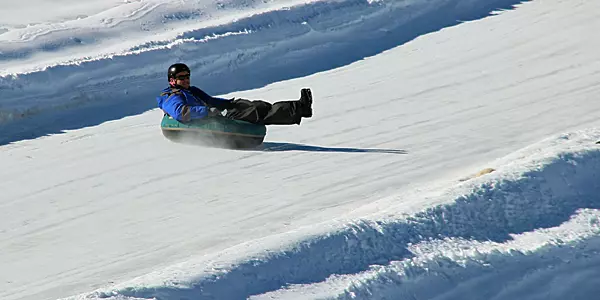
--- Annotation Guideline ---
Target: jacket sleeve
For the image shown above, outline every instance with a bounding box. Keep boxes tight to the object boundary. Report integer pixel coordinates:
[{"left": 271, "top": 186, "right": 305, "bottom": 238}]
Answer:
[
  {"left": 160, "top": 93, "right": 208, "bottom": 122},
  {"left": 189, "top": 86, "right": 235, "bottom": 110}
]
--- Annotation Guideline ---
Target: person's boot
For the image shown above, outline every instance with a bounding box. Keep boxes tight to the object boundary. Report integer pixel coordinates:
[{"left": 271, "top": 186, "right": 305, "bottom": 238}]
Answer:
[{"left": 300, "top": 88, "right": 313, "bottom": 118}]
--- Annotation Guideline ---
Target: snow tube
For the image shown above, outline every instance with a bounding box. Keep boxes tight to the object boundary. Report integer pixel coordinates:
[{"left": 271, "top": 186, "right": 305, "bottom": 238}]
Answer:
[{"left": 160, "top": 115, "right": 266, "bottom": 148}]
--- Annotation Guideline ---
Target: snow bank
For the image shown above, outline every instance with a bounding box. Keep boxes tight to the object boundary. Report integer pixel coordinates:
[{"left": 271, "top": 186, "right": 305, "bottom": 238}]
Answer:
[
  {"left": 0, "top": 0, "right": 527, "bottom": 126},
  {"left": 255, "top": 209, "right": 600, "bottom": 300},
  {"left": 62, "top": 129, "right": 600, "bottom": 299},
  {"left": 330, "top": 216, "right": 600, "bottom": 300}
]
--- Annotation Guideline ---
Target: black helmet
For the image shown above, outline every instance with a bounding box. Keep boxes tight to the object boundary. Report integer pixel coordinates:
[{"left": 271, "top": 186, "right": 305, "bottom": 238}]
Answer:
[{"left": 167, "top": 63, "right": 190, "bottom": 79}]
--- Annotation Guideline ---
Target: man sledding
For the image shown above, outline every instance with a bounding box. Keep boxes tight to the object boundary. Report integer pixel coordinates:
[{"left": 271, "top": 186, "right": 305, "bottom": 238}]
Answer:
[{"left": 157, "top": 63, "right": 313, "bottom": 126}]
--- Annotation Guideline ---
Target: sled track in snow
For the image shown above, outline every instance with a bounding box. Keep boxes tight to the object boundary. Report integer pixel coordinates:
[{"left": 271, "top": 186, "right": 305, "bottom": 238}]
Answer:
[{"left": 85, "top": 134, "right": 600, "bottom": 299}]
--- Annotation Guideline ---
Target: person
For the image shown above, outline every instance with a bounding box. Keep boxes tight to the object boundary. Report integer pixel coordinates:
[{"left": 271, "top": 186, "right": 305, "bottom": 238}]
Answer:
[{"left": 156, "top": 63, "right": 313, "bottom": 125}]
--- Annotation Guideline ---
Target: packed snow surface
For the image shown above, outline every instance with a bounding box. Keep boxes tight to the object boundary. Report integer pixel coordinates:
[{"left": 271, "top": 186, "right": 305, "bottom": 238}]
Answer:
[{"left": 1, "top": 0, "right": 600, "bottom": 299}]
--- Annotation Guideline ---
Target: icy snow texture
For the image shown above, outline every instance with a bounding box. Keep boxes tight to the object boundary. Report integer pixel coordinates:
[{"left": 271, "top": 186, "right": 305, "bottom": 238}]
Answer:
[
  {"left": 70, "top": 129, "right": 600, "bottom": 300},
  {"left": 2, "top": 0, "right": 600, "bottom": 299}
]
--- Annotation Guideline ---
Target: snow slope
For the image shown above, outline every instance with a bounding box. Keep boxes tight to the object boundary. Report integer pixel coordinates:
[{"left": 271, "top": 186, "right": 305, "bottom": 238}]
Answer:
[
  {"left": 1, "top": 0, "right": 530, "bottom": 133},
  {"left": 1, "top": 0, "right": 600, "bottom": 299}
]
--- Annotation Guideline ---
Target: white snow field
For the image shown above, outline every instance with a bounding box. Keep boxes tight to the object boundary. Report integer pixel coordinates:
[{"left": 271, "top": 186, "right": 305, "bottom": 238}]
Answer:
[{"left": 1, "top": 0, "right": 600, "bottom": 299}]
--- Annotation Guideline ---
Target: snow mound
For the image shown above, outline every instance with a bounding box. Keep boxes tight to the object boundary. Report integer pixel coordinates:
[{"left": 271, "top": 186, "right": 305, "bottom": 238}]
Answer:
[{"left": 62, "top": 130, "right": 600, "bottom": 299}]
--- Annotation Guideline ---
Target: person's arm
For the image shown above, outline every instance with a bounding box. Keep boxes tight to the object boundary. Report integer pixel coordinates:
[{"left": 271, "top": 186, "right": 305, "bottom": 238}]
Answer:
[
  {"left": 189, "top": 86, "right": 235, "bottom": 109},
  {"left": 159, "top": 93, "right": 208, "bottom": 122}
]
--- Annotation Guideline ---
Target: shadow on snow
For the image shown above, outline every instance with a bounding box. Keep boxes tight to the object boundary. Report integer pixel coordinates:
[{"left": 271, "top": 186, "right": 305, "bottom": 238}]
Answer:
[{"left": 257, "top": 142, "right": 408, "bottom": 154}]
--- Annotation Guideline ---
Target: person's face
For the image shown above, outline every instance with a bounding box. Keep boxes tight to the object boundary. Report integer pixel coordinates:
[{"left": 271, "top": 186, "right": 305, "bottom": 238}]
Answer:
[{"left": 170, "top": 71, "right": 190, "bottom": 89}]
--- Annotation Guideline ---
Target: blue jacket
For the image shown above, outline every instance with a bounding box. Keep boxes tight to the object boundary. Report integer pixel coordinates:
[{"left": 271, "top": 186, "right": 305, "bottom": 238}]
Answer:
[{"left": 156, "top": 86, "right": 234, "bottom": 122}]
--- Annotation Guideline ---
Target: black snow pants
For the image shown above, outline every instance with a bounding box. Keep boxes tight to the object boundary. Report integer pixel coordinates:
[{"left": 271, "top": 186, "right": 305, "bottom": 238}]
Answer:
[{"left": 225, "top": 99, "right": 304, "bottom": 125}]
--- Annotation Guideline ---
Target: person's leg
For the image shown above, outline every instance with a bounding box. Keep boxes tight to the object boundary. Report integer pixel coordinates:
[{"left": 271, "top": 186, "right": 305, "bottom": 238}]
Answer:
[
  {"left": 261, "top": 100, "right": 303, "bottom": 125},
  {"left": 225, "top": 99, "right": 272, "bottom": 124},
  {"left": 262, "top": 88, "right": 312, "bottom": 125},
  {"left": 225, "top": 88, "right": 313, "bottom": 125}
]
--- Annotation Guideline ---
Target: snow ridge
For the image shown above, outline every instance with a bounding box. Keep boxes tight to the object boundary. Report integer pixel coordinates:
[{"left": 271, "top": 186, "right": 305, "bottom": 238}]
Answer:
[
  {"left": 73, "top": 131, "right": 600, "bottom": 299},
  {"left": 333, "top": 230, "right": 600, "bottom": 300}
]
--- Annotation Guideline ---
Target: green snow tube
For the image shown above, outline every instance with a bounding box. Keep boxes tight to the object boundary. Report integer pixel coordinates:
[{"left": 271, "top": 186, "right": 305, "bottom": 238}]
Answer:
[{"left": 160, "top": 114, "right": 267, "bottom": 148}]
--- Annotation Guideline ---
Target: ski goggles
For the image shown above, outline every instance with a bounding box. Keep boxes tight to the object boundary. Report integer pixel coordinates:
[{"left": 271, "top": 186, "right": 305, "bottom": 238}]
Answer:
[{"left": 175, "top": 73, "right": 190, "bottom": 80}]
